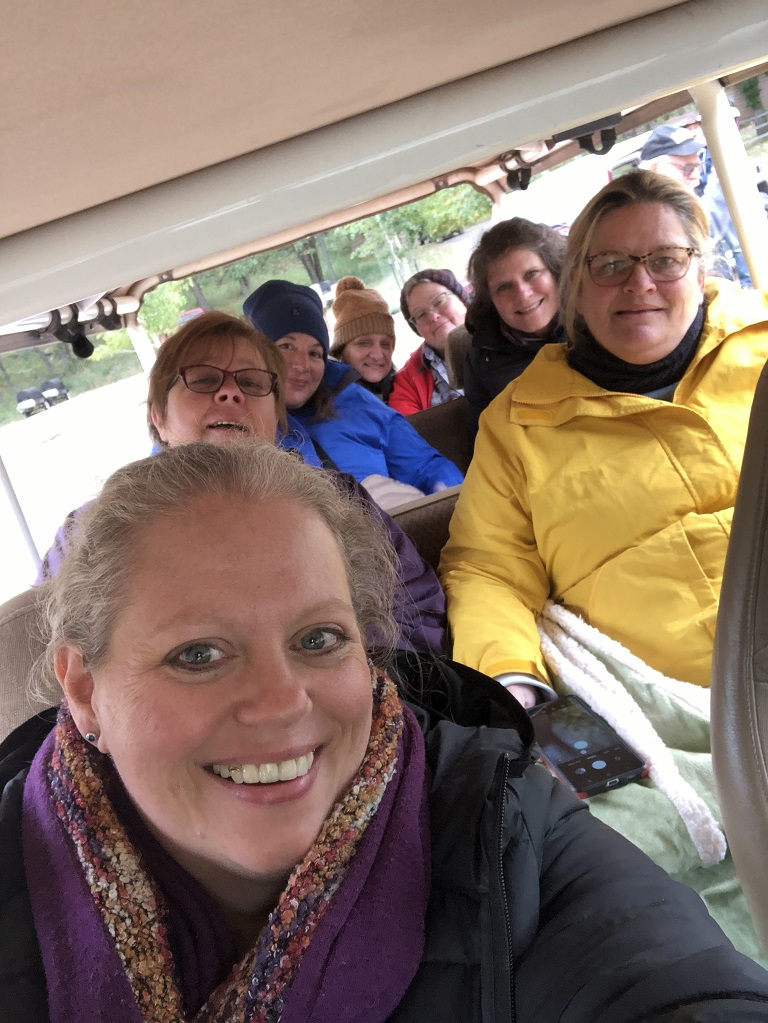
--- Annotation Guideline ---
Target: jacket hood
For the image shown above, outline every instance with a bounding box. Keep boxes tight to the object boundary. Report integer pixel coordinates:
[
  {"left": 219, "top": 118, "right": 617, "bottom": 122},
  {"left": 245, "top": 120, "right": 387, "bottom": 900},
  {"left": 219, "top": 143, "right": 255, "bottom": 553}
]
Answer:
[{"left": 324, "top": 358, "right": 361, "bottom": 395}]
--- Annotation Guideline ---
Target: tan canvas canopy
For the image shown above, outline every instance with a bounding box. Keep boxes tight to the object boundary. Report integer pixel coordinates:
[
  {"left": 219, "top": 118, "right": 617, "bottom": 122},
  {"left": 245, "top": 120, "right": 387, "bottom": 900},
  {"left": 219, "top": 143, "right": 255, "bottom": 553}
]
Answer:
[{"left": 1, "top": 0, "right": 767, "bottom": 333}]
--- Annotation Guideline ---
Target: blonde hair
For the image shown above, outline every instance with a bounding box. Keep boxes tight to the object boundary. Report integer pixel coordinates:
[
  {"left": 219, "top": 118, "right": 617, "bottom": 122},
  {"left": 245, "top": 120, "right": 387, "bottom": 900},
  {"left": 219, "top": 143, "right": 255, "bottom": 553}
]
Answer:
[
  {"left": 561, "top": 169, "right": 709, "bottom": 344},
  {"left": 38, "top": 441, "right": 399, "bottom": 696},
  {"left": 147, "top": 311, "right": 288, "bottom": 444}
]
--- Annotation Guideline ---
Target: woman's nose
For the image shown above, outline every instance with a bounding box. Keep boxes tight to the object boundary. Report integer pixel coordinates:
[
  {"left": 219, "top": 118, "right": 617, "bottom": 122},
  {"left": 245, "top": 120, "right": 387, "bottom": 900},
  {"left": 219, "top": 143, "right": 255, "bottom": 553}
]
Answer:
[
  {"left": 214, "top": 379, "right": 244, "bottom": 403},
  {"left": 624, "top": 263, "right": 657, "bottom": 292},
  {"left": 289, "top": 351, "right": 310, "bottom": 372},
  {"left": 232, "top": 658, "right": 312, "bottom": 727}
]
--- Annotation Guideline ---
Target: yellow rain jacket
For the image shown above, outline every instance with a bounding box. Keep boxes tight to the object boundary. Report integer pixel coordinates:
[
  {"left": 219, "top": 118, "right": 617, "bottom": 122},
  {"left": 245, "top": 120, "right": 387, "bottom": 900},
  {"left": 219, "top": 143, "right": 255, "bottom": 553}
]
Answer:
[{"left": 440, "top": 280, "right": 768, "bottom": 687}]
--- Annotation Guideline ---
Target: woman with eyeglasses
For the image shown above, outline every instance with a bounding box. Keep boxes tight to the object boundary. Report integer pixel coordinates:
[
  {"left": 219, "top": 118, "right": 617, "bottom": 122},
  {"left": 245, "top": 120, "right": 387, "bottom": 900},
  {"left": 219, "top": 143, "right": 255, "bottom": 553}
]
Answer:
[
  {"left": 390, "top": 270, "right": 469, "bottom": 415},
  {"left": 441, "top": 170, "right": 768, "bottom": 708},
  {"left": 37, "top": 312, "right": 447, "bottom": 656},
  {"left": 463, "top": 219, "right": 567, "bottom": 438}
]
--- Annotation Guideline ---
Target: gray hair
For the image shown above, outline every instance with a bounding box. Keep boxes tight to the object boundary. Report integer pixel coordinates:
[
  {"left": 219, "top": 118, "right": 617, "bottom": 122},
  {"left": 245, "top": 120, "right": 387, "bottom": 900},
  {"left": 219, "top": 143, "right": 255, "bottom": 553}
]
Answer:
[{"left": 38, "top": 441, "right": 399, "bottom": 695}]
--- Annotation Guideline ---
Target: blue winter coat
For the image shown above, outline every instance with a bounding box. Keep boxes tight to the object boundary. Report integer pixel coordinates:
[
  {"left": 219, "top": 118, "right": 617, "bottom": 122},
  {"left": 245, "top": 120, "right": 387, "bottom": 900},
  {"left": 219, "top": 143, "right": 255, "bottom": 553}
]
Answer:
[
  {"left": 292, "top": 361, "right": 463, "bottom": 492},
  {"left": 277, "top": 414, "right": 323, "bottom": 466}
]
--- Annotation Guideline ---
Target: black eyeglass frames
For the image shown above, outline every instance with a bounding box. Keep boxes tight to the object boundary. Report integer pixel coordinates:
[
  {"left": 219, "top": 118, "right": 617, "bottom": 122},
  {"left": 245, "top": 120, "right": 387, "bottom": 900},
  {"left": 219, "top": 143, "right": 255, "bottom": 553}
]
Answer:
[{"left": 177, "top": 365, "right": 278, "bottom": 397}]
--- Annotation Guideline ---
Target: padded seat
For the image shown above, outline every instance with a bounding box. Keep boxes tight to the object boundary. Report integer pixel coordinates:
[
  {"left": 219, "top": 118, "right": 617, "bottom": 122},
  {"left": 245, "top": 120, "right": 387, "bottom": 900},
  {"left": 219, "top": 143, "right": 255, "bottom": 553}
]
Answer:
[
  {"left": 712, "top": 359, "right": 768, "bottom": 947},
  {"left": 391, "top": 484, "right": 460, "bottom": 573},
  {"left": 407, "top": 397, "right": 472, "bottom": 475},
  {"left": 445, "top": 326, "right": 471, "bottom": 390},
  {"left": 0, "top": 586, "right": 52, "bottom": 741}
]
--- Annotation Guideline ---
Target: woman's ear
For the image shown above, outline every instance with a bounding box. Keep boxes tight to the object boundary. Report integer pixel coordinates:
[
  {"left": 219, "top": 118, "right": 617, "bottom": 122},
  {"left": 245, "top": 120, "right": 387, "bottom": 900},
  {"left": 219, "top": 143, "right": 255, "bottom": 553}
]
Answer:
[
  {"left": 150, "top": 406, "right": 168, "bottom": 445},
  {"left": 55, "top": 646, "right": 109, "bottom": 754}
]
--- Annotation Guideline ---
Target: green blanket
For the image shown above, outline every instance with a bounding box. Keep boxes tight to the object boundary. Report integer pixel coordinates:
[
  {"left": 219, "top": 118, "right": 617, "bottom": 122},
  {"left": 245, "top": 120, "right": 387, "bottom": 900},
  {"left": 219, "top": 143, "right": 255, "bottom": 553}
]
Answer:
[{"left": 538, "top": 603, "right": 766, "bottom": 967}]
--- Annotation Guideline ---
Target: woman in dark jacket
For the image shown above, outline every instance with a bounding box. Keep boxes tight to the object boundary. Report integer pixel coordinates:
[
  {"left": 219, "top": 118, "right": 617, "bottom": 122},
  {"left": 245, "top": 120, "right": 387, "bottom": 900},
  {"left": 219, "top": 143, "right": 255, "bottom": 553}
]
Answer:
[
  {"left": 2, "top": 440, "right": 768, "bottom": 1023},
  {"left": 464, "top": 219, "right": 567, "bottom": 437}
]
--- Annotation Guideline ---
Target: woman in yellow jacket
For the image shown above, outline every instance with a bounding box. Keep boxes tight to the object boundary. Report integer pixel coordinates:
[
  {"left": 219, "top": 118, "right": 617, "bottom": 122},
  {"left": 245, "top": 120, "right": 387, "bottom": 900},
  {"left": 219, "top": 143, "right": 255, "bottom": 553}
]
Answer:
[{"left": 440, "top": 170, "right": 768, "bottom": 708}]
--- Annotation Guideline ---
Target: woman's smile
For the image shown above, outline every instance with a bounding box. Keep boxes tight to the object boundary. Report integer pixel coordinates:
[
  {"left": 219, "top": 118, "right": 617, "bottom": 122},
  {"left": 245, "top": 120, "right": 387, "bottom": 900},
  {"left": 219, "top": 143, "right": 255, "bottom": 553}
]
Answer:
[{"left": 206, "top": 748, "right": 322, "bottom": 805}]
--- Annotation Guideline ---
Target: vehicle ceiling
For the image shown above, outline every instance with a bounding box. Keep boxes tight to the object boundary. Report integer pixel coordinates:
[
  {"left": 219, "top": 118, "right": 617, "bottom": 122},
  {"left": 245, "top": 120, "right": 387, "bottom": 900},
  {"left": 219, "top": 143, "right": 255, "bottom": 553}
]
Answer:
[
  {"left": 2, "top": 0, "right": 767, "bottom": 339},
  {"left": 2, "top": 0, "right": 687, "bottom": 239}
]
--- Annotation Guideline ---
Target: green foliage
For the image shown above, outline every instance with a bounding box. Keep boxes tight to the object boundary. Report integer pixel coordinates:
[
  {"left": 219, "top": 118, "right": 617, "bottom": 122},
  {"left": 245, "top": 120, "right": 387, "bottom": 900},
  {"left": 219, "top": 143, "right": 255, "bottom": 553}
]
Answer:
[
  {"left": 413, "top": 186, "right": 492, "bottom": 241},
  {"left": 740, "top": 75, "right": 763, "bottom": 113},
  {"left": 138, "top": 279, "right": 193, "bottom": 340},
  {"left": 180, "top": 184, "right": 492, "bottom": 310},
  {"left": 87, "top": 328, "right": 133, "bottom": 361}
]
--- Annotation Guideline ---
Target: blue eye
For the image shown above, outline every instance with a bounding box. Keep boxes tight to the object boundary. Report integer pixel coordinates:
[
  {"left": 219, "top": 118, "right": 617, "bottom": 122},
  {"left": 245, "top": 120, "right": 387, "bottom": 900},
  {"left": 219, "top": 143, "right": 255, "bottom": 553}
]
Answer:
[
  {"left": 170, "top": 643, "right": 226, "bottom": 670},
  {"left": 298, "top": 628, "right": 345, "bottom": 653}
]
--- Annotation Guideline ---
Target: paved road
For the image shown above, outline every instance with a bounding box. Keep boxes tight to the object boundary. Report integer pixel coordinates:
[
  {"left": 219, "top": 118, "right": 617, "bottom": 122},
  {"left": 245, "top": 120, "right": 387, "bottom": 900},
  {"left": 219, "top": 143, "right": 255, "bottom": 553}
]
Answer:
[{"left": 0, "top": 374, "right": 150, "bottom": 601}]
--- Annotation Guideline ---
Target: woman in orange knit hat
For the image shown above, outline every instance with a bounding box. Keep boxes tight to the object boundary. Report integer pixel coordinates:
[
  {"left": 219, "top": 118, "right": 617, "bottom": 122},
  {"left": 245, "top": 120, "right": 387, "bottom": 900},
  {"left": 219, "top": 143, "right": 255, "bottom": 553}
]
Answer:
[{"left": 330, "top": 277, "right": 397, "bottom": 403}]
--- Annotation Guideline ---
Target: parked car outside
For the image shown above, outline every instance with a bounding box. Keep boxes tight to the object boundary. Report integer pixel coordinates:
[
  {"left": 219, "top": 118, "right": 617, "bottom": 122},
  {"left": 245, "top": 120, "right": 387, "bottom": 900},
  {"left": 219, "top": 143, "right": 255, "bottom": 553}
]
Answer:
[{"left": 15, "top": 387, "right": 49, "bottom": 417}]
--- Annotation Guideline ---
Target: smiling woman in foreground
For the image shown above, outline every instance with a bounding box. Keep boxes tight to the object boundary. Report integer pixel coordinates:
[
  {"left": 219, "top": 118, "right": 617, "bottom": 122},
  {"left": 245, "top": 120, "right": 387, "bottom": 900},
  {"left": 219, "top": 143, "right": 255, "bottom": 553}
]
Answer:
[{"left": 2, "top": 440, "right": 768, "bottom": 1022}]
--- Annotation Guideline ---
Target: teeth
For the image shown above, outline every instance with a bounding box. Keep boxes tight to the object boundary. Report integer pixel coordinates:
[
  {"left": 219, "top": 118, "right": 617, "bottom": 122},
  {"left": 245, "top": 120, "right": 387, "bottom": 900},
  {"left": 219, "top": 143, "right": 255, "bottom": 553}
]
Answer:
[{"left": 211, "top": 751, "right": 314, "bottom": 785}]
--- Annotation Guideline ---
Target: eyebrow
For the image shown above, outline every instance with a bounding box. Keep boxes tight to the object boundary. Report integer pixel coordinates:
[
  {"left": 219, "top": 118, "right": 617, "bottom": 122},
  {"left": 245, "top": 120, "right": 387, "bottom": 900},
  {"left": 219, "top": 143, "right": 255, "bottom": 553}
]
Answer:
[
  {"left": 143, "top": 598, "right": 357, "bottom": 637},
  {"left": 282, "top": 334, "right": 323, "bottom": 352}
]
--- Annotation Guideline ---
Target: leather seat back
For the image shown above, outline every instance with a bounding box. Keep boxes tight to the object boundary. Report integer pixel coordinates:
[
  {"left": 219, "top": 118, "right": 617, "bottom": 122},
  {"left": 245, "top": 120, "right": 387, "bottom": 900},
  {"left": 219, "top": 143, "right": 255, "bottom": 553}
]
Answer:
[
  {"left": 712, "top": 359, "right": 768, "bottom": 947},
  {"left": 0, "top": 586, "right": 54, "bottom": 742}
]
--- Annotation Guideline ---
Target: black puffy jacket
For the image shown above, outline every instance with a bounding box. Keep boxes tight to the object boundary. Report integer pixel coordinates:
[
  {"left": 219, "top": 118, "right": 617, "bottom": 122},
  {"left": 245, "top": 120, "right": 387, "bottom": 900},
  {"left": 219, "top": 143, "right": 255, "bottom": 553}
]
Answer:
[
  {"left": 464, "top": 312, "right": 564, "bottom": 438},
  {"left": 2, "top": 657, "right": 768, "bottom": 1023}
]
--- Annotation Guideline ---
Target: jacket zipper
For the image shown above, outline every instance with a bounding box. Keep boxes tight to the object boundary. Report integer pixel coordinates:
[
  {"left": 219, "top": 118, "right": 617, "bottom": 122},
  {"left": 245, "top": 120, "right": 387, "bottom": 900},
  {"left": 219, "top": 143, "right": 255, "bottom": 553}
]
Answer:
[{"left": 494, "top": 753, "right": 516, "bottom": 1023}]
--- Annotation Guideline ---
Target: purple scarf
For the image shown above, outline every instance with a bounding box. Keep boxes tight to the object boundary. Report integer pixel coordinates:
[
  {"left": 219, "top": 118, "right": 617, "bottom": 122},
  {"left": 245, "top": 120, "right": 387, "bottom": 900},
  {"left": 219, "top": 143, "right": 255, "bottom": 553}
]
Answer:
[{"left": 22, "top": 673, "right": 430, "bottom": 1023}]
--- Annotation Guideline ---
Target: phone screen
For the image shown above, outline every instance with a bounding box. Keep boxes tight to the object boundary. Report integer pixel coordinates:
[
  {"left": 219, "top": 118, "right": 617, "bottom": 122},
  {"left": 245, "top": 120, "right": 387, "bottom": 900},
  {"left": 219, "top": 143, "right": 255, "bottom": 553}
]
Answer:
[{"left": 530, "top": 696, "right": 646, "bottom": 795}]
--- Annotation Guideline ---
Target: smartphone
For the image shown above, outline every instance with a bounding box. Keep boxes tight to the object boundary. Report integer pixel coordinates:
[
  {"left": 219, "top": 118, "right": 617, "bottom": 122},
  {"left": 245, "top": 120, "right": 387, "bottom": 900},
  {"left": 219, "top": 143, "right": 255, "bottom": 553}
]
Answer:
[{"left": 529, "top": 695, "right": 648, "bottom": 798}]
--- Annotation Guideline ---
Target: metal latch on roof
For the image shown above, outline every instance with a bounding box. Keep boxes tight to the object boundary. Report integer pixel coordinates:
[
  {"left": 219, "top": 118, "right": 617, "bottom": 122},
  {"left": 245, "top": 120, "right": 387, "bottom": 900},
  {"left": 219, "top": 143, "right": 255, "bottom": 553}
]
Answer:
[{"left": 552, "top": 113, "right": 622, "bottom": 156}]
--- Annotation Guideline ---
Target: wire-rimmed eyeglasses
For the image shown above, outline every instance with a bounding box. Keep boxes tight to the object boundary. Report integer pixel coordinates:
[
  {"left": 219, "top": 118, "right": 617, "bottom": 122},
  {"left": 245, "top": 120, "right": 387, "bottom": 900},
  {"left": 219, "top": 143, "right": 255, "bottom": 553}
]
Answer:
[
  {"left": 408, "top": 290, "right": 452, "bottom": 326},
  {"left": 584, "top": 246, "right": 697, "bottom": 287},
  {"left": 177, "top": 365, "right": 278, "bottom": 397}
]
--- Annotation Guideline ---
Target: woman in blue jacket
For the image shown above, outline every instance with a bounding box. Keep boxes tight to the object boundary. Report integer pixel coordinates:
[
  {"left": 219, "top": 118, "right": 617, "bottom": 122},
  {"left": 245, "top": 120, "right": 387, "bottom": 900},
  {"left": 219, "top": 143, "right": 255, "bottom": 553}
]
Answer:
[{"left": 243, "top": 281, "right": 463, "bottom": 509}]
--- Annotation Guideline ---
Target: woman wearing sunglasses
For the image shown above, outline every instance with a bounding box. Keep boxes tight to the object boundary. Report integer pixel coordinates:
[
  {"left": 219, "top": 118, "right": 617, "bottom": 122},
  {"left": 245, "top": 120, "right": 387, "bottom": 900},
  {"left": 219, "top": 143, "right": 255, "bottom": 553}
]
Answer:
[{"left": 441, "top": 170, "right": 768, "bottom": 708}]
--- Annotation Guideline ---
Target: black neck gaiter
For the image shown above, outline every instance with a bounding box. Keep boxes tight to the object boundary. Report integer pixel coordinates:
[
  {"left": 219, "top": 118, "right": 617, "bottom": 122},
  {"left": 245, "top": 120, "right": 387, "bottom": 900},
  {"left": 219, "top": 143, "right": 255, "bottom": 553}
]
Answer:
[{"left": 567, "top": 305, "right": 705, "bottom": 394}]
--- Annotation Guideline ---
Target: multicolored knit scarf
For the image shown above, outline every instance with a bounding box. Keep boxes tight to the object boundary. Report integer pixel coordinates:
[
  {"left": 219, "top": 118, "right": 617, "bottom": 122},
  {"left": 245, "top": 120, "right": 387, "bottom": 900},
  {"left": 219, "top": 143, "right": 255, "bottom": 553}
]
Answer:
[{"left": 23, "top": 669, "right": 430, "bottom": 1023}]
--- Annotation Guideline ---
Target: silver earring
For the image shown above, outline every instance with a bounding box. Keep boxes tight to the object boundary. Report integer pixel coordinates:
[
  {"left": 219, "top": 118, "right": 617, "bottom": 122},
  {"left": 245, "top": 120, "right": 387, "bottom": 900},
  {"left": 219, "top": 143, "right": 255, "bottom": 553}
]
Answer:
[{"left": 85, "top": 732, "right": 97, "bottom": 744}]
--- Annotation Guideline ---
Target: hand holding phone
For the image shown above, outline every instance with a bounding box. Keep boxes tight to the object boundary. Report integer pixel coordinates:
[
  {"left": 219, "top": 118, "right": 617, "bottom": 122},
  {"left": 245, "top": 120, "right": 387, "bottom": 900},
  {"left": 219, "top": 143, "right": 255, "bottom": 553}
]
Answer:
[{"left": 529, "top": 695, "right": 648, "bottom": 798}]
